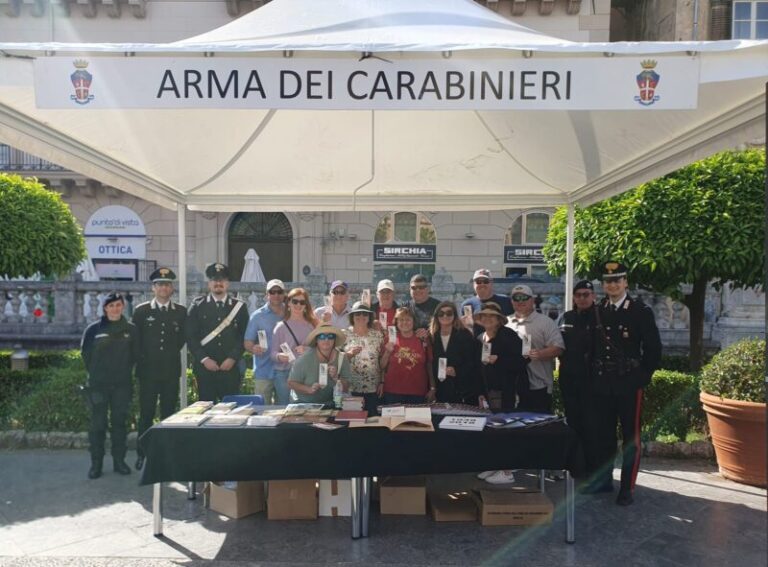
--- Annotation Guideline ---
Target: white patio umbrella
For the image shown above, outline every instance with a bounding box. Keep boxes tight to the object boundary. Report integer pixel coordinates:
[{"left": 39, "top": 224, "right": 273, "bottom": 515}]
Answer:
[
  {"left": 241, "top": 248, "right": 266, "bottom": 283},
  {"left": 75, "top": 254, "right": 100, "bottom": 282}
]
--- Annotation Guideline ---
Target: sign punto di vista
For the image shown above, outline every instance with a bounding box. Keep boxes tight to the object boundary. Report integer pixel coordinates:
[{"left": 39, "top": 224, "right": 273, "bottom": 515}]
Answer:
[{"left": 35, "top": 56, "right": 698, "bottom": 110}]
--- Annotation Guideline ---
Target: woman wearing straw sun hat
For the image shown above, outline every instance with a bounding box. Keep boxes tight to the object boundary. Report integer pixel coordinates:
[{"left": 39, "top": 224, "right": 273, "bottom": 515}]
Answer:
[
  {"left": 287, "top": 323, "right": 355, "bottom": 404},
  {"left": 343, "top": 301, "right": 385, "bottom": 415}
]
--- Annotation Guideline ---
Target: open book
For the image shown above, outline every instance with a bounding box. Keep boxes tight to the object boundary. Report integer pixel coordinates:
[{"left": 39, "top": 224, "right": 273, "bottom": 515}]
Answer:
[{"left": 348, "top": 407, "right": 434, "bottom": 432}]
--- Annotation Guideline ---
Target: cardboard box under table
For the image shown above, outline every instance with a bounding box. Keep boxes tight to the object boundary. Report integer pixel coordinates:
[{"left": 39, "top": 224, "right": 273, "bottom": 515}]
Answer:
[
  {"left": 208, "top": 481, "right": 265, "bottom": 519},
  {"left": 267, "top": 479, "right": 318, "bottom": 520},
  {"left": 474, "top": 489, "right": 553, "bottom": 526},
  {"left": 379, "top": 476, "right": 426, "bottom": 515},
  {"left": 319, "top": 479, "right": 352, "bottom": 517},
  {"left": 429, "top": 491, "right": 478, "bottom": 522}
]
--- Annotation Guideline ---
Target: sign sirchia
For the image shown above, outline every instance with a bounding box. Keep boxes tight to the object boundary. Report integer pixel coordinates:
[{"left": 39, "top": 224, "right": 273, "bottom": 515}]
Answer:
[
  {"left": 634, "top": 59, "right": 659, "bottom": 106},
  {"left": 70, "top": 59, "right": 94, "bottom": 105}
]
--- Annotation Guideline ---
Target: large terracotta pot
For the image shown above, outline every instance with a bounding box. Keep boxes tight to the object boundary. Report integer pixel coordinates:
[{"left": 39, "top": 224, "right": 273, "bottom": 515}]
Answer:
[{"left": 700, "top": 392, "right": 767, "bottom": 488}]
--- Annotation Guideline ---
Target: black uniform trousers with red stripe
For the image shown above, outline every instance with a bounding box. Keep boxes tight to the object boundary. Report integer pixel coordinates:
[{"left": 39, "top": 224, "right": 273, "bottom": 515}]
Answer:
[{"left": 590, "top": 296, "right": 661, "bottom": 493}]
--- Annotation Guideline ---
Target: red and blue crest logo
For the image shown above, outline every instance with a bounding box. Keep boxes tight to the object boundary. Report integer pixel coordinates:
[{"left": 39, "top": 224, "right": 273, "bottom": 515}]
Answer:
[
  {"left": 70, "top": 60, "right": 94, "bottom": 105},
  {"left": 634, "top": 60, "right": 660, "bottom": 106}
]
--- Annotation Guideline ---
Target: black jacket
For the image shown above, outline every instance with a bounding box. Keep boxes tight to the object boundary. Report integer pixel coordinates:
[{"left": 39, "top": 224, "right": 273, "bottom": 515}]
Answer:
[
  {"left": 479, "top": 326, "right": 527, "bottom": 411},
  {"left": 559, "top": 305, "right": 597, "bottom": 394},
  {"left": 186, "top": 294, "right": 249, "bottom": 370},
  {"left": 431, "top": 327, "right": 480, "bottom": 404},
  {"left": 132, "top": 300, "right": 187, "bottom": 381},
  {"left": 81, "top": 316, "right": 139, "bottom": 388}
]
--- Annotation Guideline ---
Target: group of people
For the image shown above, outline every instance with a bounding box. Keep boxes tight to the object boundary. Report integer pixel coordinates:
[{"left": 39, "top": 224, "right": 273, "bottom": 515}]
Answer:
[{"left": 80, "top": 260, "right": 661, "bottom": 508}]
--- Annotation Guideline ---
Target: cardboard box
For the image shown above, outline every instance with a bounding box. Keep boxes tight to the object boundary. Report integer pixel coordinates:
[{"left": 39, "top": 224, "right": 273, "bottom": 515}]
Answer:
[
  {"left": 475, "top": 490, "right": 553, "bottom": 526},
  {"left": 319, "top": 479, "right": 352, "bottom": 517},
  {"left": 208, "top": 481, "right": 265, "bottom": 519},
  {"left": 429, "top": 491, "right": 478, "bottom": 522},
  {"left": 267, "top": 480, "right": 318, "bottom": 520},
  {"left": 379, "top": 476, "right": 426, "bottom": 515}
]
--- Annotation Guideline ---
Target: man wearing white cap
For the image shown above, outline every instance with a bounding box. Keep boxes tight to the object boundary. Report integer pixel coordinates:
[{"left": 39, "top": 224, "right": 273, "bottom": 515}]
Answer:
[
  {"left": 507, "top": 284, "right": 564, "bottom": 413},
  {"left": 460, "top": 268, "right": 513, "bottom": 333},
  {"left": 372, "top": 279, "right": 399, "bottom": 329},
  {"left": 244, "top": 279, "right": 288, "bottom": 404}
]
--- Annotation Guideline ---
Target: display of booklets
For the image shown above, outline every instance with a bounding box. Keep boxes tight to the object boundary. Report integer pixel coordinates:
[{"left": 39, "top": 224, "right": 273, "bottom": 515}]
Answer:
[
  {"left": 229, "top": 404, "right": 256, "bottom": 416},
  {"left": 205, "top": 414, "right": 249, "bottom": 427},
  {"left": 281, "top": 414, "right": 329, "bottom": 424},
  {"left": 438, "top": 416, "right": 487, "bottom": 432},
  {"left": 207, "top": 402, "right": 238, "bottom": 415},
  {"left": 160, "top": 413, "right": 210, "bottom": 427},
  {"left": 485, "top": 412, "right": 559, "bottom": 429},
  {"left": 247, "top": 415, "right": 281, "bottom": 427},
  {"left": 378, "top": 402, "right": 491, "bottom": 417},
  {"left": 349, "top": 408, "right": 434, "bottom": 432},
  {"left": 178, "top": 401, "right": 213, "bottom": 414},
  {"left": 334, "top": 410, "right": 368, "bottom": 422},
  {"left": 284, "top": 403, "right": 325, "bottom": 415},
  {"left": 341, "top": 396, "right": 365, "bottom": 411},
  {"left": 311, "top": 422, "right": 344, "bottom": 431}
]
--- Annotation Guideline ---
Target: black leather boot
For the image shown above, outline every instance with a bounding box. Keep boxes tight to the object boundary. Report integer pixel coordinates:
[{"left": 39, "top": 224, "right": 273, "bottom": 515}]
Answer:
[
  {"left": 113, "top": 459, "right": 132, "bottom": 475},
  {"left": 88, "top": 459, "right": 103, "bottom": 480}
]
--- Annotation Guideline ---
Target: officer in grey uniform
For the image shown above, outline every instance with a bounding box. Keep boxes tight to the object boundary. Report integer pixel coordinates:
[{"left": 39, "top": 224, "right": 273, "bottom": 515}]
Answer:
[
  {"left": 186, "top": 263, "right": 249, "bottom": 402},
  {"left": 132, "top": 267, "right": 187, "bottom": 471},
  {"left": 591, "top": 261, "right": 662, "bottom": 506}
]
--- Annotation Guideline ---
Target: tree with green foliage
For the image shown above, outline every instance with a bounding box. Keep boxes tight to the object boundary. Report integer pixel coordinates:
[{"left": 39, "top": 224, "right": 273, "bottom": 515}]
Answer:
[
  {"left": 543, "top": 149, "right": 765, "bottom": 371},
  {"left": 0, "top": 174, "right": 85, "bottom": 278}
]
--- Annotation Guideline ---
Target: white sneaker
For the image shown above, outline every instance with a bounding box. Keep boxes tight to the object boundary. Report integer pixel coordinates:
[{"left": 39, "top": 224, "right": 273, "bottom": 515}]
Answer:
[
  {"left": 484, "top": 470, "right": 516, "bottom": 485},
  {"left": 476, "top": 471, "right": 495, "bottom": 480}
]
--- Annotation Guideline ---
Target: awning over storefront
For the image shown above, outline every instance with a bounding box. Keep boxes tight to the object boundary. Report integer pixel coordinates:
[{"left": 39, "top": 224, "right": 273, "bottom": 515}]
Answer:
[{"left": 0, "top": 0, "right": 765, "bottom": 212}]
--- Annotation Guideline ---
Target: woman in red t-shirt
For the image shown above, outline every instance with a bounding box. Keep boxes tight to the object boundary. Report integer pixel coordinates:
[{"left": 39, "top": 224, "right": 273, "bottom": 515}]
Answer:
[{"left": 378, "top": 307, "right": 435, "bottom": 405}]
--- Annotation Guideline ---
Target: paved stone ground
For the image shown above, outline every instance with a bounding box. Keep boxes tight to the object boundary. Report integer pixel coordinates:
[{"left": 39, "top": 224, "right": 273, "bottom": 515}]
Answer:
[{"left": 0, "top": 449, "right": 765, "bottom": 567}]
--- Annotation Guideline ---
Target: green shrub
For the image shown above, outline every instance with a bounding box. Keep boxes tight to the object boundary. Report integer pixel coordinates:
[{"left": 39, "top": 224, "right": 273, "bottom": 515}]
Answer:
[
  {"left": 700, "top": 339, "right": 765, "bottom": 403},
  {"left": 0, "top": 349, "right": 82, "bottom": 370},
  {"left": 643, "top": 369, "right": 705, "bottom": 441},
  {"left": 11, "top": 366, "right": 90, "bottom": 431}
]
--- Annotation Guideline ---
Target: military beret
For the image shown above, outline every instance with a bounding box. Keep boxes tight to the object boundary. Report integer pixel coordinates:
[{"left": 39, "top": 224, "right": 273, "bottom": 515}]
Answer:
[
  {"left": 574, "top": 280, "right": 594, "bottom": 292},
  {"left": 103, "top": 291, "right": 124, "bottom": 307}
]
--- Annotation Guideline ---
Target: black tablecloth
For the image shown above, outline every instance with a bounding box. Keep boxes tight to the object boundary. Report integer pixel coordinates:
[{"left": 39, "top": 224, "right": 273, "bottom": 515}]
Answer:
[{"left": 139, "top": 418, "right": 582, "bottom": 485}]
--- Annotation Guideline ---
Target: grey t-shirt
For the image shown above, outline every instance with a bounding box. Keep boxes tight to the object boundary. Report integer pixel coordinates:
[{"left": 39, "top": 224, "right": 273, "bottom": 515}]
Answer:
[
  {"left": 288, "top": 347, "right": 356, "bottom": 404},
  {"left": 507, "top": 310, "right": 565, "bottom": 394}
]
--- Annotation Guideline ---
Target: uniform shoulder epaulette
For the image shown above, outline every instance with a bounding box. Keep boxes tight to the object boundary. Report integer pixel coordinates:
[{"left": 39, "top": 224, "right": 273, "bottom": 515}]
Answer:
[
  {"left": 134, "top": 300, "right": 152, "bottom": 311},
  {"left": 191, "top": 295, "right": 207, "bottom": 305}
]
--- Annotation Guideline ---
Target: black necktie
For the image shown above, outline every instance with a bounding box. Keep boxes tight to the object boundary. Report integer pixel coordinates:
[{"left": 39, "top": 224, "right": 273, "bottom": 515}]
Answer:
[
  {"left": 161, "top": 305, "right": 167, "bottom": 313},
  {"left": 217, "top": 301, "right": 223, "bottom": 309}
]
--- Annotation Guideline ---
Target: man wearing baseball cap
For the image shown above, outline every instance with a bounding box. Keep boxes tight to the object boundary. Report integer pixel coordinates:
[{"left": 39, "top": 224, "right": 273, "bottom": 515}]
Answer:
[
  {"left": 591, "top": 261, "right": 661, "bottom": 506},
  {"left": 558, "top": 279, "right": 597, "bottom": 485},
  {"left": 507, "top": 284, "right": 564, "bottom": 413},
  {"left": 80, "top": 291, "right": 139, "bottom": 479},
  {"left": 372, "top": 279, "right": 399, "bottom": 328},
  {"left": 132, "top": 267, "right": 187, "bottom": 471},
  {"left": 460, "top": 269, "right": 513, "bottom": 334},
  {"left": 314, "top": 280, "right": 351, "bottom": 329},
  {"left": 403, "top": 274, "right": 441, "bottom": 340},
  {"left": 244, "top": 278, "right": 288, "bottom": 404}
]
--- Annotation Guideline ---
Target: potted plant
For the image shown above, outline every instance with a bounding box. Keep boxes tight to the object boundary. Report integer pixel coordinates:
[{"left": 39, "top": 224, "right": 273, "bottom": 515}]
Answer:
[{"left": 700, "top": 338, "right": 766, "bottom": 487}]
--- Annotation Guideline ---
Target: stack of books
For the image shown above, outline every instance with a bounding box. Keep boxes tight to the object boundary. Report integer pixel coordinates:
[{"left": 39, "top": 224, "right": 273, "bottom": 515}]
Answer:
[
  {"left": 161, "top": 413, "right": 210, "bottom": 427},
  {"left": 485, "top": 412, "right": 560, "bottom": 429},
  {"left": 178, "top": 401, "right": 213, "bottom": 414},
  {"left": 207, "top": 402, "right": 238, "bottom": 414},
  {"left": 341, "top": 396, "right": 365, "bottom": 411}
]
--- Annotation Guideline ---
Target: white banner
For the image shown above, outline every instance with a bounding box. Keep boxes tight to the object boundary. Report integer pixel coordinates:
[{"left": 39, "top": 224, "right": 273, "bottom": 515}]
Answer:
[{"left": 34, "top": 56, "right": 699, "bottom": 110}]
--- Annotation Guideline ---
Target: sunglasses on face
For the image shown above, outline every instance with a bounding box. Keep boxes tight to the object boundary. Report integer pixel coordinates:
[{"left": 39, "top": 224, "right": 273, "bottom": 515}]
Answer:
[
  {"left": 290, "top": 298, "right": 306, "bottom": 305},
  {"left": 331, "top": 289, "right": 348, "bottom": 295},
  {"left": 437, "top": 310, "right": 455, "bottom": 318},
  {"left": 474, "top": 279, "right": 490, "bottom": 285},
  {"left": 410, "top": 285, "right": 427, "bottom": 290},
  {"left": 603, "top": 277, "right": 624, "bottom": 284},
  {"left": 316, "top": 333, "right": 336, "bottom": 341},
  {"left": 268, "top": 289, "right": 285, "bottom": 295},
  {"left": 511, "top": 294, "right": 531, "bottom": 302}
]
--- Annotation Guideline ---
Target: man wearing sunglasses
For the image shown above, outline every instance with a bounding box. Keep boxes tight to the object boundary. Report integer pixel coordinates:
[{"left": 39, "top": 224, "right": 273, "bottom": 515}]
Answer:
[
  {"left": 558, "top": 280, "right": 598, "bottom": 486},
  {"left": 507, "top": 284, "right": 564, "bottom": 413},
  {"left": 244, "top": 279, "right": 287, "bottom": 404},
  {"left": 591, "top": 261, "right": 661, "bottom": 507},
  {"left": 460, "top": 268, "right": 513, "bottom": 335},
  {"left": 403, "top": 274, "right": 441, "bottom": 340},
  {"left": 314, "top": 280, "right": 351, "bottom": 329}
]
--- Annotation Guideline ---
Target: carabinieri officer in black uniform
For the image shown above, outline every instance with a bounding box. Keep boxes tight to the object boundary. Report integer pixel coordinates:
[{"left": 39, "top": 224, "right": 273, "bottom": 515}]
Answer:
[
  {"left": 591, "top": 261, "right": 661, "bottom": 506},
  {"left": 81, "top": 292, "right": 139, "bottom": 479},
  {"left": 558, "top": 280, "right": 597, "bottom": 476},
  {"left": 186, "top": 263, "right": 249, "bottom": 402},
  {"left": 132, "top": 267, "right": 187, "bottom": 471}
]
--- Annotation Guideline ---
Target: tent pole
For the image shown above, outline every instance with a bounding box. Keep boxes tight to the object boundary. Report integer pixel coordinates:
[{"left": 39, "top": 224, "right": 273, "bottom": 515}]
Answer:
[
  {"left": 177, "top": 203, "right": 188, "bottom": 409},
  {"left": 565, "top": 204, "right": 575, "bottom": 309}
]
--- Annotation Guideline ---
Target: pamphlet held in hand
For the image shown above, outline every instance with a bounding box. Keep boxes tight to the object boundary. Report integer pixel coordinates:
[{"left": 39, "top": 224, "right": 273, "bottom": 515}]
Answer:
[
  {"left": 437, "top": 357, "right": 447, "bottom": 381},
  {"left": 257, "top": 330, "right": 268, "bottom": 349},
  {"left": 318, "top": 362, "right": 328, "bottom": 386},
  {"left": 388, "top": 325, "right": 397, "bottom": 344},
  {"left": 280, "top": 342, "right": 296, "bottom": 362},
  {"left": 481, "top": 341, "right": 492, "bottom": 363}
]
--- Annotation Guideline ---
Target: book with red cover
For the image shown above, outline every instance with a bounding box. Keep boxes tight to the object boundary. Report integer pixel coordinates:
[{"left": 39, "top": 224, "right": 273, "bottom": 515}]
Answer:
[{"left": 334, "top": 410, "right": 368, "bottom": 422}]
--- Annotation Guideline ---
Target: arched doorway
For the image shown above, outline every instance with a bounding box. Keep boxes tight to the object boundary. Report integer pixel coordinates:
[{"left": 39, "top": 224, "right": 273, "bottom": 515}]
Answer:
[{"left": 228, "top": 213, "right": 293, "bottom": 282}]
